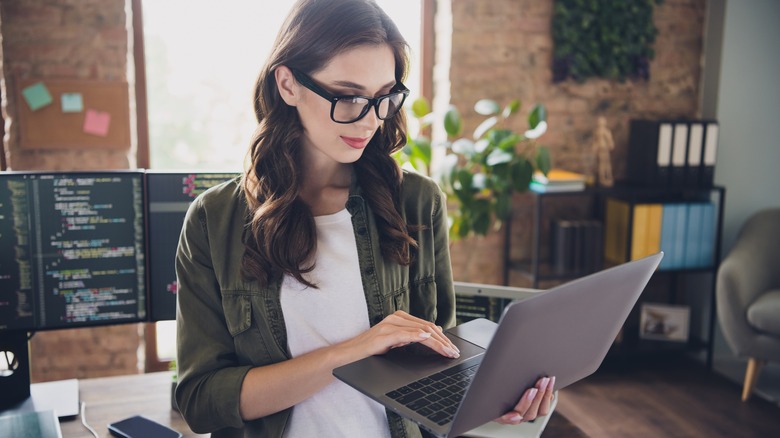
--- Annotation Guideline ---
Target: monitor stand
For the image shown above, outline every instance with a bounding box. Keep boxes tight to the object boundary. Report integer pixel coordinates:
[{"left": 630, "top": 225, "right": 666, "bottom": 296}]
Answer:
[{"left": 0, "top": 332, "right": 80, "bottom": 420}]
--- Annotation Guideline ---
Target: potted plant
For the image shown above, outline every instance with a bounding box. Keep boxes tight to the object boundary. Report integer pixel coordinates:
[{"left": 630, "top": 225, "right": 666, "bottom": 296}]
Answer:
[{"left": 396, "top": 97, "right": 551, "bottom": 239}]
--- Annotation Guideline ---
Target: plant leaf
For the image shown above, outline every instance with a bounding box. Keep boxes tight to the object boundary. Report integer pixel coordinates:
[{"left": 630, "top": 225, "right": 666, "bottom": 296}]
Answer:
[
  {"left": 451, "top": 138, "right": 476, "bottom": 158},
  {"left": 524, "top": 120, "right": 548, "bottom": 139},
  {"left": 474, "top": 139, "right": 490, "bottom": 154},
  {"left": 497, "top": 133, "right": 521, "bottom": 151},
  {"left": 444, "top": 105, "right": 462, "bottom": 137},
  {"left": 511, "top": 159, "right": 534, "bottom": 191},
  {"left": 472, "top": 200, "right": 492, "bottom": 235},
  {"left": 535, "top": 146, "right": 552, "bottom": 175},
  {"left": 411, "top": 136, "right": 432, "bottom": 166},
  {"left": 486, "top": 149, "right": 513, "bottom": 166},
  {"left": 474, "top": 99, "right": 500, "bottom": 116},
  {"left": 528, "top": 103, "right": 547, "bottom": 129},
  {"left": 438, "top": 153, "right": 459, "bottom": 190},
  {"left": 502, "top": 99, "right": 521, "bottom": 118},
  {"left": 471, "top": 173, "right": 488, "bottom": 190},
  {"left": 410, "top": 97, "right": 430, "bottom": 119},
  {"left": 473, "top": 116, "right": 498, "bottom": 140}
]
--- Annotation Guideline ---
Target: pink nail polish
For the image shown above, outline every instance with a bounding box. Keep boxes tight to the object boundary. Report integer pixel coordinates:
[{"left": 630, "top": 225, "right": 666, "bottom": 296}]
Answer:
[
  {"left": 527, "top": 388, "right": 538, "bottom": 401},
  {"left": 539, "top": 377, "right": 550, "bottom": 392}
]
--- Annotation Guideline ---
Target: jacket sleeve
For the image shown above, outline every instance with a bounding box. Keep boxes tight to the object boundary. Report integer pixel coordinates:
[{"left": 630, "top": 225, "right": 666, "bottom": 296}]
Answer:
[{"left": 174, "top": 195, "right": 252, "bottom": 433}]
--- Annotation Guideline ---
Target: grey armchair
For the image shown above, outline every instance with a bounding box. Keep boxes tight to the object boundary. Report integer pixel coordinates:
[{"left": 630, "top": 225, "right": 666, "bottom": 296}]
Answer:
[{"left": 716, "top": 207, "right": 780, "bottom": 401}]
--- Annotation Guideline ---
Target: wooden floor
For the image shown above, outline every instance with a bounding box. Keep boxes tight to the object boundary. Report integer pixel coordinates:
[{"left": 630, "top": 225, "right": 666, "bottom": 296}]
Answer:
[{"left": 553, "top": 356, "right": 780, "bottom": 437}]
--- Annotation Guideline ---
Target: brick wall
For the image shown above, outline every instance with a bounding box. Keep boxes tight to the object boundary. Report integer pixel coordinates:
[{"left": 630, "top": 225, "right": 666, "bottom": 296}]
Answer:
[
  {"left": 443, "top": 0, "right": 706, "bottom": 286},
  {"left": 0, "top": 0, "right": 142, "bottom": 381}
]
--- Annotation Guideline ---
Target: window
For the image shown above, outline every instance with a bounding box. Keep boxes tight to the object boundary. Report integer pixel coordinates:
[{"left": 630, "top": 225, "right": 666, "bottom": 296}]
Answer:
[
  {"left": 142, "top": 1, "right": 421, "bottom": 170},
  {"left": 137, "top": 0, "right": 426, "bottom": 371}
]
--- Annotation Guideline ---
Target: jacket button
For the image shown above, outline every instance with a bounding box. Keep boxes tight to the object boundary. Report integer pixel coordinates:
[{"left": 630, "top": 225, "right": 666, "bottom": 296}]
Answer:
[
  {"left": 357, "top": 227, "right": 367, "bottom": 235},
  {"left": 365, "top": 267, "right": 375, "bottom": 275}
]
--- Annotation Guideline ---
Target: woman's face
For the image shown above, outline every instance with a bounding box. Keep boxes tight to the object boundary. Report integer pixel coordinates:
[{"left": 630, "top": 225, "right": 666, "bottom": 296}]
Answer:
[{"left": 291, "top": 44, "right": 397, "bottom": 168}]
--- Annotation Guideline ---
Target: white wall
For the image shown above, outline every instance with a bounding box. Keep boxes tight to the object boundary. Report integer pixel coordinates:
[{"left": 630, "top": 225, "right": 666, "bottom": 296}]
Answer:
[
  {"left": 705, "top": 0, "right": 780, "bottom": 399},
  {"left": 714, "top": 0, "right": 780, "bottom": 251}
]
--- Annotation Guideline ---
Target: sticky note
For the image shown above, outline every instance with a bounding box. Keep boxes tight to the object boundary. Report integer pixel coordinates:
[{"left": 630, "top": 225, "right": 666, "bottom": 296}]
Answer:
[
  {"left": 61, "top": 93, "right": 84, "bottom": 113},
  {"left": 22, "top": 82, "right": 53, "bottom": 111},
  {"left": 83, "top": 109, "right": 111, "bottom": 137}
]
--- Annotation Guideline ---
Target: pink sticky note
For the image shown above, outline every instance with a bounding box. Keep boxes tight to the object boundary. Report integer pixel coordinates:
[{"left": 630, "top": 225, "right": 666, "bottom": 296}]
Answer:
[{"left": 83, "top": 109, "right": 111, "bottom": 136}]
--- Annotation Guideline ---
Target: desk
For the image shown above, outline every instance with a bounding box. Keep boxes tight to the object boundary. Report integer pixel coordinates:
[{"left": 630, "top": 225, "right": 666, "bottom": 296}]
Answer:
[
  {"left": 58, "top": 372, "right": 585, "bottom": 438},
  {"left": 60, "top": 371, "right": 203, "bottom": 438}
]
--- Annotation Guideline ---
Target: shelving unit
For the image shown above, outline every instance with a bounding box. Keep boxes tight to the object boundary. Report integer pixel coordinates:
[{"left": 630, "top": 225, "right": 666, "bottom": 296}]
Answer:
[{"left": 504, "top": 184, "right": 726, "bottom": 368}]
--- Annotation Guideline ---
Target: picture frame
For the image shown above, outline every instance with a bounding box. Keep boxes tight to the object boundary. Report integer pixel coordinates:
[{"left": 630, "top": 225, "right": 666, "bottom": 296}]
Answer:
[{"left": 639, "top": 303, "right": 690, "bottom": 342}]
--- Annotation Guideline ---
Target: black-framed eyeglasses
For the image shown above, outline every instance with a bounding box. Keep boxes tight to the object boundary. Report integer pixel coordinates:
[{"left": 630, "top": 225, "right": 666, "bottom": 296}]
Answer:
[{"left": 291, "top": 68, "right": 409, "bottom": 124}]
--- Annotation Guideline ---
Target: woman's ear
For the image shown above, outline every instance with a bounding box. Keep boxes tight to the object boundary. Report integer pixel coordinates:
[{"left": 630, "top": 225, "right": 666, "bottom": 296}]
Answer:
[{"left": 275, "top": 65, "right": 299, "bottom": 106}]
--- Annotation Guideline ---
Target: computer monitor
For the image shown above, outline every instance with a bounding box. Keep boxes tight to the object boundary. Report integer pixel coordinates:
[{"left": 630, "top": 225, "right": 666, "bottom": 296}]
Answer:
[
  {"left": 0, "top": 170, "right": 147, "bottom": 409},
  {"left": 454, "top": 281, "right": 541, "bottom": 324},
  {"left": 145, "top": 171, "right": 239, "bottom": 322}
]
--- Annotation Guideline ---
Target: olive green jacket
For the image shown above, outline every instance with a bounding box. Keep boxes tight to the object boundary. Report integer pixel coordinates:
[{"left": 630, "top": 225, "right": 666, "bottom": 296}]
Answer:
[{"left": 174, "top": 171, "right": 455, "bottom": 437}]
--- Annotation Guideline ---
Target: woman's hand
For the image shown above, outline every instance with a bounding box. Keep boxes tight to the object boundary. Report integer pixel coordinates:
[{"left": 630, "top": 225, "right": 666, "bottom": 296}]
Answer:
[
  {"left": 341, "top": 310, "right": 460, "bottom": 360},
  {"left": 495, "top": 376, "right": 555, "bottom": 425}
]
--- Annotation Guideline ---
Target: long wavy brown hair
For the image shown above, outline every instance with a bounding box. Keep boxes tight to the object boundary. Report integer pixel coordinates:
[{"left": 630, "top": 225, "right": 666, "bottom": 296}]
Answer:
[{"left": 241, "top": 0, "right": 416, "bottom": 288}]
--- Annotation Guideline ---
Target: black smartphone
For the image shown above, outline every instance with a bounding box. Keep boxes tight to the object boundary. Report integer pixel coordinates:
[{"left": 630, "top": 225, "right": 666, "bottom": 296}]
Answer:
[{"left": 108, "top": 415, "right": 183, "bottom": 438}]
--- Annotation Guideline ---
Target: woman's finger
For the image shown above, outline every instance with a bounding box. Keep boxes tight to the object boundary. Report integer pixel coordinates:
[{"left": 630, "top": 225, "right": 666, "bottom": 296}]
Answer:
[{"left": 384, "top": 311, "right": 459, "bottom": 357}]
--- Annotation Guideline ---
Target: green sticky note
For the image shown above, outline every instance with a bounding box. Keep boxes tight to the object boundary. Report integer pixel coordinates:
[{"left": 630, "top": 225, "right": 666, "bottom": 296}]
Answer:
[
  {"left": 61, "top": 93, "right": 83, "bottom": 113},
  {"left": 22, "top": 82, "right": 53, "bottom": 111}
]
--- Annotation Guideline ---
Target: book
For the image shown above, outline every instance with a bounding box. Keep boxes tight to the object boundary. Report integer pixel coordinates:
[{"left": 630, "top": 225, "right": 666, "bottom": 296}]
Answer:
[
  {"left": 530, "top": 169, "right": 586, "bottom": 193},
  {"left": 604, "top": 198, "right": 631, "bottom": 264}
]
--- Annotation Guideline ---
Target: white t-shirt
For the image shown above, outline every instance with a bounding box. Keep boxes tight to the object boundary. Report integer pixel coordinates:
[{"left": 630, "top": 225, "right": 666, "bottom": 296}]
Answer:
[{"left": 280, "top": 209, "right": 391, "bottom": 438}]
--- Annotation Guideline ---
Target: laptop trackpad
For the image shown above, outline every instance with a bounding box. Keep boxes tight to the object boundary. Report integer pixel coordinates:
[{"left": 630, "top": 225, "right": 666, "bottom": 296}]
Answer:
[{"left": 381, "top": 331, "right": 485, "bottom": 374}]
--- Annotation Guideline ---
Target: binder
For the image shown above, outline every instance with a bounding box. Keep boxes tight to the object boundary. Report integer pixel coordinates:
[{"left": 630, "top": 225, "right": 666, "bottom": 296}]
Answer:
[
  {"left": 671, "top": 204, "right": 688, "bottom": 269},
  {"left": 684, "top": 203, "right": 704, "bottom": 268},
  {"left": 702, "top": 122, "right": 719, "bottom": 186},
  {"left": 670, "top": 123, "right": 689, "bottom": 187},
  {"left": 656, "top": 123, "right": 674, "bottom": 187},
  {"left": 626, "top": 120, "right": 674, "bottom": 187},
  {"left": 685, "top": 122, "right": 705, "bottom": 187},
  {"left": 658, "top": 204, "right": 677, "bottom": 271},
  {"left": 699, "top": 202, "right": 716, "bottom": 267}
]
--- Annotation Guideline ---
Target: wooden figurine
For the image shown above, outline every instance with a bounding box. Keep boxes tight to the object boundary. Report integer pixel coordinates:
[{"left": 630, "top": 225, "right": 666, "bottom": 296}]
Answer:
[{"left": 592, "top": 116, "right": 614, "bottom": 187}]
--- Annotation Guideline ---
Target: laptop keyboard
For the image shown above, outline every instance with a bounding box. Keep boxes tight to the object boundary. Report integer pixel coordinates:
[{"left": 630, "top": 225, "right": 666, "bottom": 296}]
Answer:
[{"left": 385, "top": 363, "right": 479, "bottom": 426}]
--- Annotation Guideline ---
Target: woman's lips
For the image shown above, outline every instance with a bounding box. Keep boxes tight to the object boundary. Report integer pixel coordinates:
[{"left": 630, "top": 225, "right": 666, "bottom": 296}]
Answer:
[{"left": 341, "top": 136, "right": 370, "bottom": 149}]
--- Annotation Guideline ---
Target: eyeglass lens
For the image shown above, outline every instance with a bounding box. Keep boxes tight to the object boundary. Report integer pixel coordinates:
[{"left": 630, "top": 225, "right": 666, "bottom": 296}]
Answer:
[{"left": 333, "top": 93, "right": 405, "bottom": 123}]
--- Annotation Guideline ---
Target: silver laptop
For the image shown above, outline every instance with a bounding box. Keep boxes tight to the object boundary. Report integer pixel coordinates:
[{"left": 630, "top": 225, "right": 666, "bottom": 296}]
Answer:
[{"left": 333, "top": 252, "right": 663, "bottom": 437}]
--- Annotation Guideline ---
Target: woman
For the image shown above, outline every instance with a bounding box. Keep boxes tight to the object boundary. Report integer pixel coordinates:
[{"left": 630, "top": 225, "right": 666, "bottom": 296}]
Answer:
[{"left": 174, "top": 0, "right": 553, "bottom": 436}]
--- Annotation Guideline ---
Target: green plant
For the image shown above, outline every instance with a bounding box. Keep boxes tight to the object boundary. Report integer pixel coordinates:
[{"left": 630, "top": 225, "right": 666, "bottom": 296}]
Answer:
[
  {"left": 552, "top": 0, "right": 662, "bottom": 82},
  {"left": 396, "top": 98, "right": 551, "bottom": 239}
]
